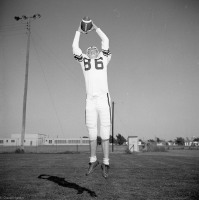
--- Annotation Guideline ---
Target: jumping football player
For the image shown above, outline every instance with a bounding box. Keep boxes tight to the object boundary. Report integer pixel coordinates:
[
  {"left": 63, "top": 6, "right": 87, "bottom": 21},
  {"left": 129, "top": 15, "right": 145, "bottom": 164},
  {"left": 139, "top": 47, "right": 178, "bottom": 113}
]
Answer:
[{"left": 72, "top": 21, "right": 112, "bottom": 178}]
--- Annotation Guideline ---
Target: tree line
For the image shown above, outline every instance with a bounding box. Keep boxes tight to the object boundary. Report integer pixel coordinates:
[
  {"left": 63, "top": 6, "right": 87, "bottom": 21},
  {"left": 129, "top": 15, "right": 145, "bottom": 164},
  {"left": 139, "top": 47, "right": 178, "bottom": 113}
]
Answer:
[
  {"left": 83, "top": 133, "right": 127, "bottom": 145},
  {"left": 142, "top": 137, "right": 199, "bottom": 146},
  {"left": 83, "top": 135, "right": 199, "bottom": 146}
]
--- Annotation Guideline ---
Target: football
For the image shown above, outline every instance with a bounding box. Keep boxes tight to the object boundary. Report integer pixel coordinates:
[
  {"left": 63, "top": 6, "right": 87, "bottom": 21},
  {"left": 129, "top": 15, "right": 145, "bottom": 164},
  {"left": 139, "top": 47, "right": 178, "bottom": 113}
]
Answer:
[{"left": 81, "top": 16, "right": 93, "bottom": 33}]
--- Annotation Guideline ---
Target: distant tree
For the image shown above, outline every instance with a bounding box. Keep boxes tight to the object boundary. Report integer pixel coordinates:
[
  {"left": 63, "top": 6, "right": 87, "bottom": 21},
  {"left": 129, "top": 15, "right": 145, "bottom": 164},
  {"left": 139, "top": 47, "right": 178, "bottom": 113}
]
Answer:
[
  {"left": 116, "top": 133, "right": 126, "bottom": 145},
  {"left": 156, "top": 137, "right": 160, "bottom": 143},
  {"left": 175, "top": 137, "right": 185, "bottom": 146},
  {"left": 109, "top": 135, "right": 116, "bottom": 144},
  {"left": 139, "top": 139, "right": 145, "bottom": 145},
  {"left": 193, "top": 137, "right": 199, "bottom": 142},
  {"left": 148, "top": 139, "right": 155, "bottom": 143},
  {"left": 82, "top": 136, "right": 89, "bottom": 138},
  {"left": 97, "top": 136, "right": 102, "bottom": 145}
]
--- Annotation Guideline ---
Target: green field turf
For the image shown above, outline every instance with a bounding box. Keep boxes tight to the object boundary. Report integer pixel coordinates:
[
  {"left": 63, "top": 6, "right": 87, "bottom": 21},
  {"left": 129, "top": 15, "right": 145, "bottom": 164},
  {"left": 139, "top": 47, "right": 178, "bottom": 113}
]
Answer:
[{"left": 0, "top": 150, "right": 199, "bottom": 200}]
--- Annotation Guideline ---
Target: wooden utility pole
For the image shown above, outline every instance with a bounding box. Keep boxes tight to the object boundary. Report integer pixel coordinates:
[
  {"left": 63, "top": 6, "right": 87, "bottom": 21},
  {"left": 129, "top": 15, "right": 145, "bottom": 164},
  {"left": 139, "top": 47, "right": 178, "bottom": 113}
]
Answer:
[{"left": 14, "top": 14, "right": 41, "bottom": 151}]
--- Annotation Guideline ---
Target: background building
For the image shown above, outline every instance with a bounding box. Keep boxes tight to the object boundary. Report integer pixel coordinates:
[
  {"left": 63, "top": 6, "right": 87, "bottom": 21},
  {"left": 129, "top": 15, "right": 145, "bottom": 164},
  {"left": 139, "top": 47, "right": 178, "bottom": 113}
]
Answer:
[{"left": 0, "top": 134, "right": 89, "bottom": 146}]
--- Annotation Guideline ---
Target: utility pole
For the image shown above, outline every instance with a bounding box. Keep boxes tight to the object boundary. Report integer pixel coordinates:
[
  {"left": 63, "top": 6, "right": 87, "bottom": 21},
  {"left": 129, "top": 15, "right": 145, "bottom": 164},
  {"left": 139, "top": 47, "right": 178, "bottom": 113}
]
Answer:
[
  {"left": 14, "top": 14, "right": 41, "bottom": 152},
  {"left": 112, "top": 101, "right": 114, "bottom": 152}
]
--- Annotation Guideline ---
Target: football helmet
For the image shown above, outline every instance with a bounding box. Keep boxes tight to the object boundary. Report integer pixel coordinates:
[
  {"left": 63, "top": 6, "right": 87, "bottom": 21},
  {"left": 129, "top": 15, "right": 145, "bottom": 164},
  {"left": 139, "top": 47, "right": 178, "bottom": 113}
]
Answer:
[{"left": 86, "top": 46, "right": 99, "bottom": 59}]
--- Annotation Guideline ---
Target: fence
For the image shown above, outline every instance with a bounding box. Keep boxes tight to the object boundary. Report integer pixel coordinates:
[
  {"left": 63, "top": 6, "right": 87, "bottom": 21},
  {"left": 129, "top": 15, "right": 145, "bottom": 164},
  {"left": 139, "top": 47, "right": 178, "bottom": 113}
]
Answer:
[
  {"left": 0, "top": 144, "right": 128, "bottom": 153},
  {"left": 139, "top": 144, "right": 199, "bottom": 152}
]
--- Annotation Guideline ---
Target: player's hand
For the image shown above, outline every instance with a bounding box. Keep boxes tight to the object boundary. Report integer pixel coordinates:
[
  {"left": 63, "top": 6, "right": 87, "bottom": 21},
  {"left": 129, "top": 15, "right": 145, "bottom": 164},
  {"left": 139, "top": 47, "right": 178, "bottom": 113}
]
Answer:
[
  {"left": 78, "top": 23, "right": 87, "bottom": 34},
  {"left": 90, "top": 22, "right": 98, "bottom": 31}
]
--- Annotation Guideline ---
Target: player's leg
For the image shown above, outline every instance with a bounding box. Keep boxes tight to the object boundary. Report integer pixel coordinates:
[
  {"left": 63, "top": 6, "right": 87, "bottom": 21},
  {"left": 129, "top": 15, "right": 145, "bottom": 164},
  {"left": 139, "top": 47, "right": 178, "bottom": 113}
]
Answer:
[
  {"left": 101, "top": 139, "right": 109, "bottom": 165},
  {"left": 100, "top": 109, "right": 111, "bottom": 178},
  {"left": 85, "top": 98, "right": 99, "bottom": 175},
  {"left": 89, "top": 139, "right": 97, "bottom": 163},
  {"left": 101, "top": 139, "right": 110, "bottom": 178},
  {"left": 98, "top": 94, "right": 111, "bottom": 178}
]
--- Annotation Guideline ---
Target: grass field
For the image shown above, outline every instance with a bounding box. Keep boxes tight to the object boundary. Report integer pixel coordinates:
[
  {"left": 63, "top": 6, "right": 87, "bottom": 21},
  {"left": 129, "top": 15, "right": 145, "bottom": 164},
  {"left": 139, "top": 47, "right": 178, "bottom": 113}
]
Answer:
[{"left": 0, "top": 150, "right": 199, "bottom": 200}]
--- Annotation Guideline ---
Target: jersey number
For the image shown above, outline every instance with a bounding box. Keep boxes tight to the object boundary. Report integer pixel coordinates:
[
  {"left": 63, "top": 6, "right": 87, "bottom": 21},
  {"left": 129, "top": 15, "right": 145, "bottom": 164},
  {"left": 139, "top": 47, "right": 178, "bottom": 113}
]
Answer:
[{"left": 84, "top": 57, "right": 104, "bottom": 71}]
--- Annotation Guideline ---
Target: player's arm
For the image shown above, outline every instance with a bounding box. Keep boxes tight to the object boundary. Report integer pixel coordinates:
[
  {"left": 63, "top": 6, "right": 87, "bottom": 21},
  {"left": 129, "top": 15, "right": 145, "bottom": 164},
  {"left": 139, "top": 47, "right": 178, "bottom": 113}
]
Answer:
[
  {"left": 72, "top": 25, "right": 84, "bottom": 62},
  {"left": 92, "top": 23, "right": 111, "bottom": 61}
]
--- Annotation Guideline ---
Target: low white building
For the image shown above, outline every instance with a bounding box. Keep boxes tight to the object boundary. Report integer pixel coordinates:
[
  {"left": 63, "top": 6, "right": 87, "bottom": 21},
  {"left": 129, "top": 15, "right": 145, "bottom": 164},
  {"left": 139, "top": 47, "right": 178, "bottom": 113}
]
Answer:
[
  {"left": 167, "top": 141, "right": 176, "bottom": 146},
  {"left": 0, "top": 133, "right": 47, "bottom": 146},
  {"left": 185, "top": 141, "right": 199, "bottom": 146},
  {"left": 0, "top": 138, "right": 17, "bottom": 146},
  {"left": 44, "top": 138, "right": 89, "bottom": 145},
  {"left": 0, "top": 134, "right": 89, "bottom": 146}
]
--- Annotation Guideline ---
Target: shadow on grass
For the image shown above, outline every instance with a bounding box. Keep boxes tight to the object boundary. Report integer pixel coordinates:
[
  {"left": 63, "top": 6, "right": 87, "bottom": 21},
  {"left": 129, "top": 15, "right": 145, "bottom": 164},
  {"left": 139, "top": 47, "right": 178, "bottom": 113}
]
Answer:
[{"left": 38, "top": 174, "right": 97, "bottom": 197}]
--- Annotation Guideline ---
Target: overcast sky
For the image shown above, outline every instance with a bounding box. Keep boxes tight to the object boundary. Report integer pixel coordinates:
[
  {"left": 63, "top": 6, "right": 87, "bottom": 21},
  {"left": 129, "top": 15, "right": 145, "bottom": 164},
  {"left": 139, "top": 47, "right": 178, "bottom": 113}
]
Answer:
[{"left": 0, "top": 0, "right": 199, "bottom": 141}]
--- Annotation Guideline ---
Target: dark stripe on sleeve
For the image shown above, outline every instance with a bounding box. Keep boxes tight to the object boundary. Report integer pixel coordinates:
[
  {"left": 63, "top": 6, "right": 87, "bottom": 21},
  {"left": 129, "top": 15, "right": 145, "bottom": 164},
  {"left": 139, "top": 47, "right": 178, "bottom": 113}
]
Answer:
[
  {"left": 74, "top": 54, "right": 83, "bottom": 62},
  {"left": 102, "top": 49, "right": 111, "bottom": 57}
]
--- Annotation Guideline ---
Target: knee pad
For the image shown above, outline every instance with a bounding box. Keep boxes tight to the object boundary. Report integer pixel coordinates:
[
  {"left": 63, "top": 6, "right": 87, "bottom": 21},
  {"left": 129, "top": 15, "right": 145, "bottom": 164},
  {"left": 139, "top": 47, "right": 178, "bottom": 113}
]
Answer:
[
  {"left": 86, "top": 107, "right": 98, "bottom": 140},
  {"left": 100, "top": 112, "right": 111, "bottom": 140},
  {"left": 99, "top": 106, "right": 111, "bottom": 140},
  {"left": 87, "top": 125, "right": 97, "bottom": 140},
  {"left": 100, "top": 124, "right": 110, "bottom": 140}
]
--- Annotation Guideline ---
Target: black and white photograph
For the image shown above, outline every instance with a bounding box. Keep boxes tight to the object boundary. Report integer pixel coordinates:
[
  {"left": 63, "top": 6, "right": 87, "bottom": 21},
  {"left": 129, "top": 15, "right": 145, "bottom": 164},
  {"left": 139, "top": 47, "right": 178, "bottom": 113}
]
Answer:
[{"left": 0, "top": 0, "right": 199, "bottom": 199}]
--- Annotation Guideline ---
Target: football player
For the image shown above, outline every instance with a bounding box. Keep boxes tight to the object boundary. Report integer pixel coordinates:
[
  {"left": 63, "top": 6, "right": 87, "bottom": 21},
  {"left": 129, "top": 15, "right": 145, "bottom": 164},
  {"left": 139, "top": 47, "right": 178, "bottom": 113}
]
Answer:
[{"left": 72, "top": 21, "right": 112, "bottom": 178}]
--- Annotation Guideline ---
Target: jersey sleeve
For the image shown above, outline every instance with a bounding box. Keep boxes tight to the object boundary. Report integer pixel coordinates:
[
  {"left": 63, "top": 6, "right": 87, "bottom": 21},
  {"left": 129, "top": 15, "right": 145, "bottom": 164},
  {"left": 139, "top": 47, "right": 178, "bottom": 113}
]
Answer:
[
  {"left": 96, "top": 28, "right": 109, "bottom": 50},
  {"left": 72, "top": 31, "right": 83, "bottom": 62},
  {"left": 96, "top": 28, "right": 112, "bottom": 64}
]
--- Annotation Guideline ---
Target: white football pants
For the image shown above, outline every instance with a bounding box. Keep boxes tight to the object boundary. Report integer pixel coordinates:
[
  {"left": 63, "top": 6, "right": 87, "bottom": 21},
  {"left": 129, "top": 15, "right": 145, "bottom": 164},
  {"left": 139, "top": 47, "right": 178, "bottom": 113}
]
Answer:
[{"left": 85, "top": 93, "right": 111, "bottom": 140}]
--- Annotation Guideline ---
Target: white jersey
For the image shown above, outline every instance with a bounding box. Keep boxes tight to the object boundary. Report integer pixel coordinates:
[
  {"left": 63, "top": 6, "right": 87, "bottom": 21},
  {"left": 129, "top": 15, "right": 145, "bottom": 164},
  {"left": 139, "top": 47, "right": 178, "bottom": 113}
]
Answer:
[{"left": 72, "top": 28, "right": 112, "bottom": 96}]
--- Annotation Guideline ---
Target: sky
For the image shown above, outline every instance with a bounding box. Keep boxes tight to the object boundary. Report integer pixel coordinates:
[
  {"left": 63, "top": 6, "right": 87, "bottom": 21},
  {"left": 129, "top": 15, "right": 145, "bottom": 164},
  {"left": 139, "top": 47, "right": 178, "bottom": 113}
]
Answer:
[{"left": 0, "top": 0, "right": 199, "bottom": 141}]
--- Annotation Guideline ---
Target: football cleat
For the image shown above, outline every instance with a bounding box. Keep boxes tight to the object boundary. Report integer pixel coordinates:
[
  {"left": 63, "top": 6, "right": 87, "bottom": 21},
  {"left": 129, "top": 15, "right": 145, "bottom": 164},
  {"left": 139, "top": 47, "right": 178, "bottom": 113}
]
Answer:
[
  {"left": 86, "top": 160, "right": 99, "bottom": 176},
  {"left": 101, "top": 163, "right": 110, "bottom": 178}
]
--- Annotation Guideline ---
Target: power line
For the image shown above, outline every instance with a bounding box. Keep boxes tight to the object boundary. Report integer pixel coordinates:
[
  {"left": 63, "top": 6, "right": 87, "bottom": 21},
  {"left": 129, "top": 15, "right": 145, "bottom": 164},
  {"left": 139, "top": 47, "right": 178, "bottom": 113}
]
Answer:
[
  {"left": 0, "top": 25, "right": 25, "bottom": 34},
  {"left": 0, "top": 27, "right": 24, "bottom": 32},
  {"left": 30, "top": 34, "right": 65, "bottom": 138},
  {"left": 0, "top": 24, "right": 25, "bottom": 29},
  {"left": 114, "top": 102, "right": 130, "bottom": 137},
  {"left": 31, "top": 29, "right": 82, "bottom": 85},
  {"left": 0, "top": 21, "right": 31, "bottom": 34}
]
